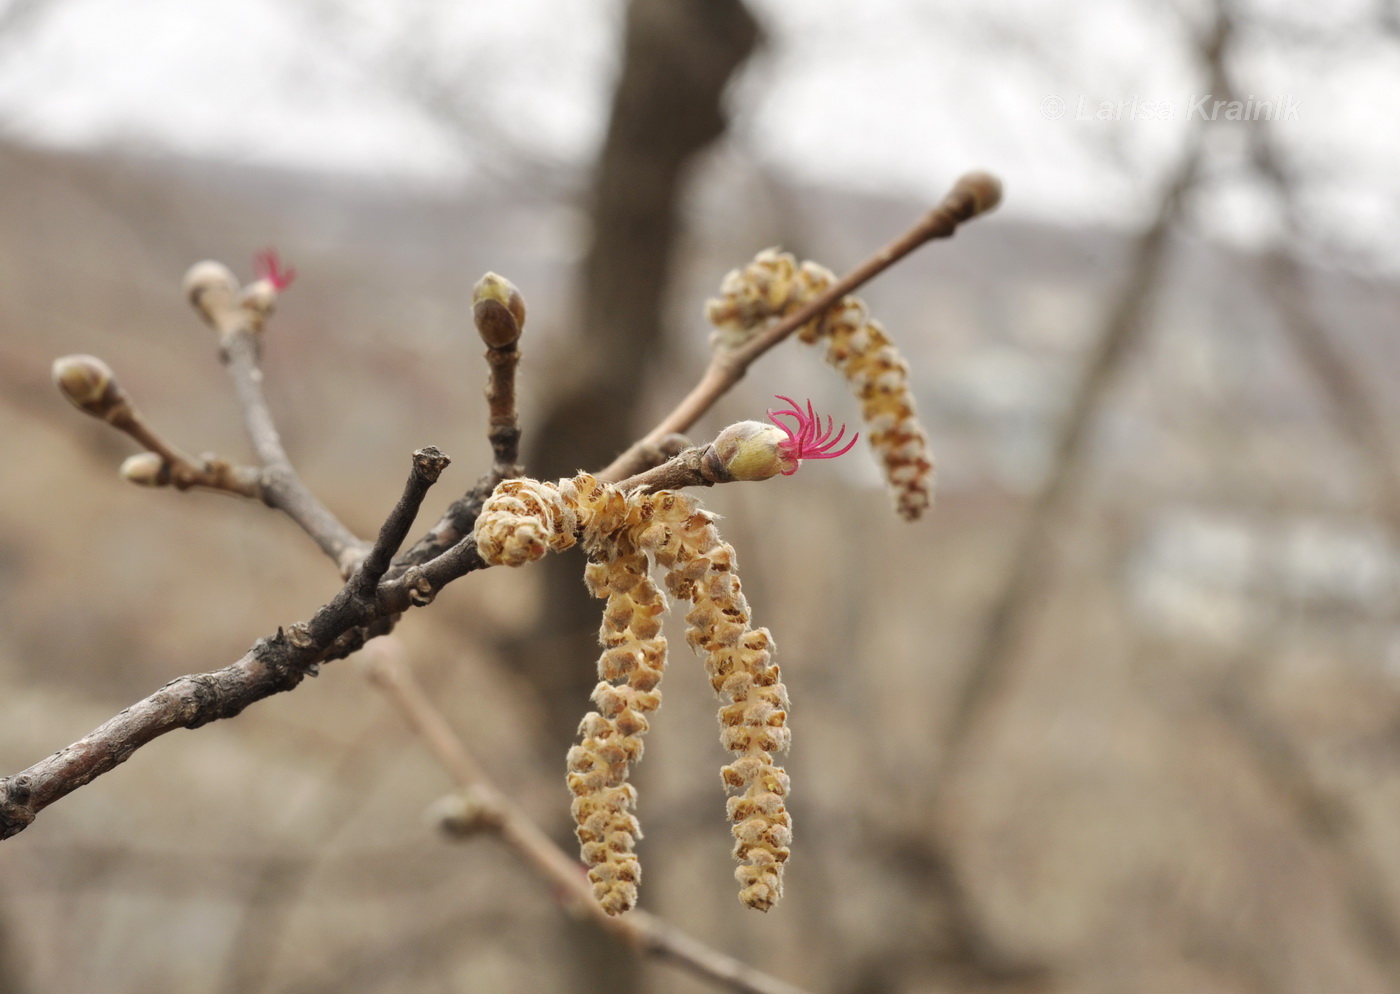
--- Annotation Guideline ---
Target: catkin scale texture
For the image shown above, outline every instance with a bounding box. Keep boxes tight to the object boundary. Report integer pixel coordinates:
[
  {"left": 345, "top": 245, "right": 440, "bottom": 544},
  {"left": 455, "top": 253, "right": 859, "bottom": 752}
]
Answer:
[
  {"left": 474, "top": 475, "right": 793, "bottom": 913},
  {"left": 707, "top": 248, "right": 935, "bottom": 519}
]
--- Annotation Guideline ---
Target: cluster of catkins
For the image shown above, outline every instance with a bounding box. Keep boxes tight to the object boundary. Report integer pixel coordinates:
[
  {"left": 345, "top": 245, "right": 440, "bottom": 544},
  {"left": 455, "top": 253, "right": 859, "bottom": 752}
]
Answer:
[
  {"left": 707, "top": 248, "right": 935, "bottom": 520},
  {"left": 475, "top": 475, "right": 791, "bottom": 914}
]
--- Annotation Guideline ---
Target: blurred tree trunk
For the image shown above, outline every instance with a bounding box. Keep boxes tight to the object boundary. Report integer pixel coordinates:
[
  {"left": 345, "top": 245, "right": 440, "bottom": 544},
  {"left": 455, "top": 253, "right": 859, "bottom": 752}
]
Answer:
[
  {"left": 502, "top": 0, "right": 759, "bottom": 986},
  {"left": 510, "top": 0, "right": 758, "bottom": 765}
]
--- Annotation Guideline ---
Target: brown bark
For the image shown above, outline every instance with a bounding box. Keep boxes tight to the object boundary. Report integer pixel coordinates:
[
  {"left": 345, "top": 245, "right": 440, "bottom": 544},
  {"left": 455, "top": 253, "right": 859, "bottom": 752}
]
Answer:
[{"left": 509, "top": 0, "right": 760, "bottom": 753}]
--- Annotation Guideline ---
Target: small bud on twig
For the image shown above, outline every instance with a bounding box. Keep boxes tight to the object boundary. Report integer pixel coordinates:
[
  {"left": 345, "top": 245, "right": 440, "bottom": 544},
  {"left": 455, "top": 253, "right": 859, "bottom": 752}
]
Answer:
[
  {"left": 52, "top": 355, "right": 127, "bottom": 420},
  {"left": 954, "top": 170, "right": 1003, "bottom": 217},
  {"left": 183, "top": 261, "right": 241, "bottom": 332},
  {"left": 473, "top": 272, "right": 526, "bottom": 349},
  {"left": 119, "top": 452, "right": 169, "bottom": 487},
  {"left": 428, "top": 789, "right": 504, "bottom": 838}
]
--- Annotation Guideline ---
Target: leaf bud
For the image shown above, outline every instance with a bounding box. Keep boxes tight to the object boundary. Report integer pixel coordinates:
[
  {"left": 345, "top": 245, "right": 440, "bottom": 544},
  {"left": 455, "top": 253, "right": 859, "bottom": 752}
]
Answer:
[
  {"left": 472, "top": 272, "right": 526, "bottom": 348},
  {"left": 119, "top": 452, "right": 169, "bottom": 487},
  {"left": 52, "top": 354, "right": 126, "bottom": 419},
  {"left": 182, "top": 261, "right": 241, "bottom": 331}
]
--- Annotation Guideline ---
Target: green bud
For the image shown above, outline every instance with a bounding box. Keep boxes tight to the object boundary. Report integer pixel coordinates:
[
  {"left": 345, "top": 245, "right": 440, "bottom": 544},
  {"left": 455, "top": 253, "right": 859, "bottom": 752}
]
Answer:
[{"left": 472, "top": 272, "right": 526, "bottom": 348}]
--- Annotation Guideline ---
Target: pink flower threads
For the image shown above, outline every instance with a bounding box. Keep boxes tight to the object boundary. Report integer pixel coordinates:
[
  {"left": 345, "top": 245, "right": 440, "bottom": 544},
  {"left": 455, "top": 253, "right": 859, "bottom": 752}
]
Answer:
[
  {"left": 253, "top": 248, "right": 296, "bottom": 291},
  {"left": 766, "top": 396, "right": 858, "bottom": 476}
]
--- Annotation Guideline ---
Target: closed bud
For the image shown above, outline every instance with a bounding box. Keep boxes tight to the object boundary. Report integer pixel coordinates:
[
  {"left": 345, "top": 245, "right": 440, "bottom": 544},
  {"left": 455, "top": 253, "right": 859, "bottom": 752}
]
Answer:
[
  {"left": 52, "top": 354, "right": 125, "bottom": 419},
  {"left": 956, "top": 170, "right": 1003, "bottom": 216},
  {"left": 119, "top": 452, "right": 169, "bottom": 487},
  {"left": 427, "top": 789, "right": 503, "bottom": 838},
  {"left": 183, "top": 261, "right": 241, "bottom": 331},
  {"left": 239, "top": 280, "right": 277, "bottom": 318},
  {"left": 472, "top": 272, "right": 526, "bottom": 348},
  {"left": 703, "top": 421, "right": 795, "bottom": 482}
]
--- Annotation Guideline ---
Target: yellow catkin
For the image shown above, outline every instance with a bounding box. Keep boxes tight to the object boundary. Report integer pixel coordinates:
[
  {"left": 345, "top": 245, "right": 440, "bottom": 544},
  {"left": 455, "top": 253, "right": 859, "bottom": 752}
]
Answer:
[
  {"left": 629, "top": 491, "right": 792, "bottom": 912},
  {"left": 568, "top": 546, "right": 667, "bottom": 915},
  {"left": 706, "top": 248, "right": 934, "bottom": 520},
  {"left": 475, "top": 476, "right": 792, "bottom": 913},
  {"left": 476, "top": 473, "right": 658, "bottom": 915}
]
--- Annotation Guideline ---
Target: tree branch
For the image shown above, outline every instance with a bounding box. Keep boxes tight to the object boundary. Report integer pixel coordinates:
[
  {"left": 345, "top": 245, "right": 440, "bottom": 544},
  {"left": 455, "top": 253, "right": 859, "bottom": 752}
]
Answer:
[
  {"left": 53, "top": 354, "right": 265, "bottom": 496},
  {"left": 472, "top": 272, "right": 526, "bottom": 480},
  {"left": 935, "top": 112, "right": 1210, "bottom": 784},
  {"left": 351, "top": 446, "right": 451, "bottom": 600},
  {"left": 0, "top": 447, "right": 482, "bottom": 840},
  {"left": 596, "top": 170, "right": 1003, "bottom": 482},
  {"left": 218, "top": 328, "right": 370, "bottom": 575}
]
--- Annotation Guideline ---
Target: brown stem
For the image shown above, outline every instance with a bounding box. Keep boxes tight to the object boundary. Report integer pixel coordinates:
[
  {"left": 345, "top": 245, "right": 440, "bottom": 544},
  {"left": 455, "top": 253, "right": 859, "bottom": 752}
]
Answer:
[
  {"left": 0, "top": 460, "right": 487, "bottom": 840},
  {"left": 596, "top": 170, "right": 1003, "bottom": 483},
  {"left": 69, "top": 372, "right": 265, "bottom": 498},
  {"left": 115, "top": 417, "right": 265, "bottom": 497},
  {"left": 615, "top": 445, "right": 721, "bottom": 493},
  {"left": 484, "top": 341, "right": 523, "bottom": 478},
  {"left": 351, "top": 446, "right": 450, "bottom": 600},
  {"left": 219, "top": 329, "right": 370, "bottom": 574},
  {"left": 363, "top": 640, "right": 814, "bottom": 994}
]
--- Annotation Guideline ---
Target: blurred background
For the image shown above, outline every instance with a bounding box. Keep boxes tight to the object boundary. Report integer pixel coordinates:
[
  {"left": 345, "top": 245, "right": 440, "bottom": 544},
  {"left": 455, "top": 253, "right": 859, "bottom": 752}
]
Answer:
[{"left": 2, "top": 0, "right": 1399, "bottom": 992}]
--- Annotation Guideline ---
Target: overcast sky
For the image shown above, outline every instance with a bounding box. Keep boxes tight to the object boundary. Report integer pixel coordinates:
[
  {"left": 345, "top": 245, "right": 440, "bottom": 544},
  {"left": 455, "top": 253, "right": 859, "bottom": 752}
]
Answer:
[{"left": 0, "top": 0, "right": 1395, "bottom": 270}]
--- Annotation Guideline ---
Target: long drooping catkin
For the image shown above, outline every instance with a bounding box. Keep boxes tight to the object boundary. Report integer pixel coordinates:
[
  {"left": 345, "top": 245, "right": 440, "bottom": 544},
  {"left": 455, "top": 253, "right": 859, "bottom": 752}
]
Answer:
[
  {"left": 475, "top": 476, "right": 792, "bottom": 913},
  {"left": 566, "top": 546, "right": 668, "bottom": 915},
  {"left": 477, "top": 474, "right": 659, "bottom": 913},
  {"left": 706, "top": 248, "right": 934, "bottom": 520},
  {"left": 629, "top": 491, "right": 792, "bottom": 912}
]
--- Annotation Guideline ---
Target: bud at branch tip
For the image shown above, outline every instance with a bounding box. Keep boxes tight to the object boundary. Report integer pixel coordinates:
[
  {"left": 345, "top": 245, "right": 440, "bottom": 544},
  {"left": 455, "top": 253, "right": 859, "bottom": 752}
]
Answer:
[
  {"left": 472, "top": 272, "right": 526, "bottom": 348},
  {"left": 52, "top": 354, "right": 123, "bottom": 418}
]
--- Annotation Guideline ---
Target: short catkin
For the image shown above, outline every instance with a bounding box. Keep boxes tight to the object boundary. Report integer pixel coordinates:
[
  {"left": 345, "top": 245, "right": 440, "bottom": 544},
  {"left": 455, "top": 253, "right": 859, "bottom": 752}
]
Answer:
[{"left": 707, "top": 248, "right": 935, "bottom": 520}]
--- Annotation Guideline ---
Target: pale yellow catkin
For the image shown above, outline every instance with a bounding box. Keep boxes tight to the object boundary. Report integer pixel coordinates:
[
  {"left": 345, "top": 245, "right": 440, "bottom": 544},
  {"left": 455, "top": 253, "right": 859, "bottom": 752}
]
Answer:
[
  {"left": 475, "top": 476, "right": 792, "bottom": 913},
  {"left": 706, "top": 249, "right": 934, "bottom": 520},
  {"left": 629, "top": 491, "right": 792, "bottom": 911},
  {"left": 567, "top": 546, "right": 668, "bottom": 915},
  {"left": 477, "top": 474, "right": 660, "bottom": 915}
]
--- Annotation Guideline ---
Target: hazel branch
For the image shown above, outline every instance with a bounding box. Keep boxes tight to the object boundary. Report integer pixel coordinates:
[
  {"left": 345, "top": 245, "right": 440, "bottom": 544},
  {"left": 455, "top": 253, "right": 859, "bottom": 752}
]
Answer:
[
  {"left": 219, "top": 327, "right": 370, "bottom": 575},
  {"left": 185, "top": 259, "right": 371, "bottom": 576},
  {"left": 351, "top": 446, "right": 451, "bottom": 601},
  {"left": 597, "top": 170, "right": 1003, "bottom": 482},
  {"left": 615, "top": 446, "right": 715, "bottom": 493},
  {"left": 473, "top": 272, "right": 526, "bottom": 479},
  {"left": 53, "top": 354, "right": 264, "bottom": 497},
  {"left": 0, "top": 451, "right": 489, "bottom": 841},
  {"left": 363, "top": 641, "right": 813, "bottom": 994}
]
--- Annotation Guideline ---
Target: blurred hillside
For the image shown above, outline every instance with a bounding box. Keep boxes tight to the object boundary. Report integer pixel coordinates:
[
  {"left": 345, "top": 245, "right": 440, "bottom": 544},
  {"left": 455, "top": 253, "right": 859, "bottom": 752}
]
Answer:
[{"left": 3, "top": 137, "right": 1400, "bottom": 994}]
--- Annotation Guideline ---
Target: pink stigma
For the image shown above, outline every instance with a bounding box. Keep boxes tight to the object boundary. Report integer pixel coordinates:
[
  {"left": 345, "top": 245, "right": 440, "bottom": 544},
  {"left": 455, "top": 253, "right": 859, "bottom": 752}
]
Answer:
[
  {"left": 253, "top": 248, "right": 296, "bottom": 291},
  {"left": 767, "top": 395, "right": 859, "bottom": 475}
]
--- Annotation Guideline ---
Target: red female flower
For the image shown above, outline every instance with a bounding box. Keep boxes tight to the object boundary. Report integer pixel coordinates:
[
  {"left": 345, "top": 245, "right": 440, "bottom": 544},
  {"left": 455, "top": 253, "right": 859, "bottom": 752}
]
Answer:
[
  {"left": 705, "top": 397, "right": 859, "bottom": 482},
  {"left": 252, "top": 248, "right": 296, "bottom": 291},
  {"left": 767, "top": 395, "right": 858, "bottom": 475}
]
